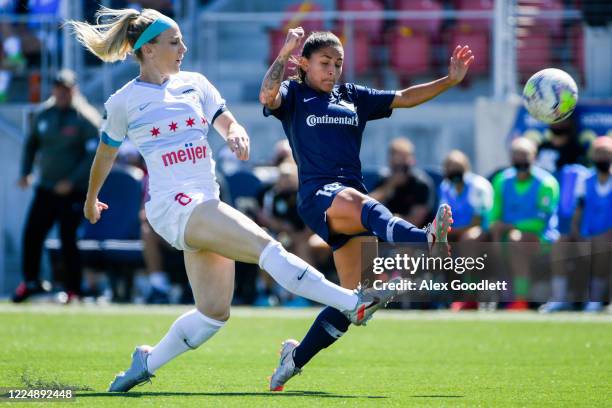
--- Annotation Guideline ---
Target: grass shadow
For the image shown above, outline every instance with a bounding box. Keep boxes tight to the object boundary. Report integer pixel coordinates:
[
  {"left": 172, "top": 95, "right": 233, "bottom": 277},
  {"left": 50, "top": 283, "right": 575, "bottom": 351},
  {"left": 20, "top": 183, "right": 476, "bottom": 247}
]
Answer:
[
  {"left": 77, "top": 390, "right": 387, "bottom": 399},
  {"left": 19, "top": 369, "right": 93, "bottom": 391}
]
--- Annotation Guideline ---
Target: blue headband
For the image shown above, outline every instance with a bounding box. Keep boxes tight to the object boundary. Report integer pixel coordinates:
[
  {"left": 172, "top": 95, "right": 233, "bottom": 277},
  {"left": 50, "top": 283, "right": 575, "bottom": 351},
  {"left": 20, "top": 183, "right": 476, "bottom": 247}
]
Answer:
[{"left": 133, "top": 16, "right": 175, "bottom": 51}]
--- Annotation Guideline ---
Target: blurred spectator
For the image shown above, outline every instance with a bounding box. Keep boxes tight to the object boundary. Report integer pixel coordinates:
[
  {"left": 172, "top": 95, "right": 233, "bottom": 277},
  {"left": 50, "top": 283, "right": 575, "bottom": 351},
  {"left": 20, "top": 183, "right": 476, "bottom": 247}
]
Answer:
[
  {"left": 26, "top": 0, "right": 60, "bottom": 63},
  {"left": 535, "top": 116, "right": 589, "bottom": 236},
  {"left": 535, "top": 116, "right": 589, "bottom": 174},
  {"left": 490, "top": 138, "right": 560, "bottom": 243},
  {"left": 541, "top": 136, "right": 612, "bottom": 312},
  {"left": 12, "top": 69, "right": 101, "bottom": 303},
  {"left": 440, "top": 150, "right": 493, "bottom": 242},
  {"left": 575, "top": 137, "right": 612, "bottom": 239},
  {"left": 575, "top": 137, "right": 612, "bottom": 312},
  {"left": 257, "top": 162, "right": 307, "bottom": 255},
  {"left": 13, "top": 21, "right": 41, "bottom": 67},
  {"left": 533, "top": 117, "right": 591, "bottom": 313},
  {"left": 271, "top": 139, "right": 293, "bottom": 166},
  {"left": 370, "top": 137, "right": 435, "bottom": 227},
  {"left": 254, "top": 161, "right": 313, "bottom": 306},
  {"left": 490, "top": 137, "right": 560, "bottom": 310},
  {"left": 0, "top": 22, "right": 26, "bottom": 102},
  {"left": 440, "top": 150, "right": 493, "bottom": 311}
]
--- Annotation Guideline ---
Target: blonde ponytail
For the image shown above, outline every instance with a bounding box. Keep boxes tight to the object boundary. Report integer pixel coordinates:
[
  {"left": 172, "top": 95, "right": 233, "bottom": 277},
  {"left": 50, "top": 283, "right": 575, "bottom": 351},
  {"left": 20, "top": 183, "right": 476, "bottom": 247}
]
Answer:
[{"left": 65, "top": 7, "right": 166, "bottom": 63}]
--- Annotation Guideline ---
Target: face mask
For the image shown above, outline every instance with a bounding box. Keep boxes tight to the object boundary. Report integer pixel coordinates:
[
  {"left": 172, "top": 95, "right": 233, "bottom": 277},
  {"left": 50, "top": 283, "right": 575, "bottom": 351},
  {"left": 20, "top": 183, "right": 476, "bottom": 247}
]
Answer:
[
  {"left": 551, "top": 127, "right": 570, "bottom": 136},
  {"left": 513, "top": 162, "right": 530, "bottom": 172},
  {"left": 391, "top": 164, "right": 410, "bottom": 174},
  {"left": 446, "top": 171, "right": 464, "bottom": 183},
  {"left": 594, "top": 160, "right": 611, "bottom": 173}
]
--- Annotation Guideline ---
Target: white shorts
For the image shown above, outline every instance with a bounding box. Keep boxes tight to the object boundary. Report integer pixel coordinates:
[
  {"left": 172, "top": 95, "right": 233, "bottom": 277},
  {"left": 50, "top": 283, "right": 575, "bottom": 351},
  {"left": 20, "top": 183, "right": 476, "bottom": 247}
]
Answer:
[{"left": 145, "top": 186, "right": 220, "bottom": 251}]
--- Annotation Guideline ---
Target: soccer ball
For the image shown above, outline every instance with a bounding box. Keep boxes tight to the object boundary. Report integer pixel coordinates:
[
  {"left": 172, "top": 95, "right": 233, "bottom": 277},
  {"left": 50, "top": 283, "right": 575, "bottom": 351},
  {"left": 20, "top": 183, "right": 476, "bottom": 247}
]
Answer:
[{"left": 522, "top": 68, "right": 578, "bottom": 124}]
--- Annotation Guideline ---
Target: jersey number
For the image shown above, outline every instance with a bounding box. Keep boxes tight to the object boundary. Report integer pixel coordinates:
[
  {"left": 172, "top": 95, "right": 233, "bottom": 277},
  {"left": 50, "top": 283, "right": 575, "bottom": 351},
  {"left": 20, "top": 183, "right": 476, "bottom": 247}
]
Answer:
[{"left": 315, "top": 183, "right": 343, "bottom": 198}]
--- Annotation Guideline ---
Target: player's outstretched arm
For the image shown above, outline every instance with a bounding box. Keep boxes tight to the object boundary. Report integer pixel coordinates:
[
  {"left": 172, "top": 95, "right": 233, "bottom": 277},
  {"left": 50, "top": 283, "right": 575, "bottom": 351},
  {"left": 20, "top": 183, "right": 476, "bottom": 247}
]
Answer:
[
  {"left": 259, "top": 27, "right": 304, "bottom": 109},
  {"left": 390, "top": 45, "right": 474, "bottom": 109},
  {"left": 83, "top": 143, "right": 118, "bottom": 224}
]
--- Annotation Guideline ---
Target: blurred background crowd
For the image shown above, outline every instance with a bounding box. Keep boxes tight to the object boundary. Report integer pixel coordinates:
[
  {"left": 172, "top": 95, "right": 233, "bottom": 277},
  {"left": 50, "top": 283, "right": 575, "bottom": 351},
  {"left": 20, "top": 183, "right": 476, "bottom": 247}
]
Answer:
[{"left": 0, "top": 0, "right": 610, "bottom": 312}]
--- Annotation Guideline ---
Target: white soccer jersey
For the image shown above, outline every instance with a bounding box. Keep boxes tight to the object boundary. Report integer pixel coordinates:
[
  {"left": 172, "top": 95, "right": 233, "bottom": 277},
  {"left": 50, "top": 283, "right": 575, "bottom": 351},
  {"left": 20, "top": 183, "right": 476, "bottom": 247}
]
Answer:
[{"left": 100, "top": 71, "right": 225, "bottom": 199}]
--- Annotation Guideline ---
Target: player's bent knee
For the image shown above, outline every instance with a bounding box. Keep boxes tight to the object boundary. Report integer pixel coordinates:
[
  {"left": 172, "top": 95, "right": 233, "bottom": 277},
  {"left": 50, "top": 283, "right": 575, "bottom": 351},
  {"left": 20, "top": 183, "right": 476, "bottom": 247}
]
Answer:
[
  {"left": 201, "top": 310, "right": 230, "bottom": 323},
  {"left": 331, "top": 190, "right": 366, "bottom": 221},
  {"left": 195, "top": 303, "right": 230, "bottom": 323}
]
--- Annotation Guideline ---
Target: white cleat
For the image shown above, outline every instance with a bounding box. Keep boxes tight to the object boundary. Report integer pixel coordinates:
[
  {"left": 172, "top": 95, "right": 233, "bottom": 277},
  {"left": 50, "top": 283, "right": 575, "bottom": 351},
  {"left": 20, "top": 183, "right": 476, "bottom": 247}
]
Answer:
[
  {"left": 343, "top": 277, "right": 403, "bottom": 326},
  {"left": 108, "top": 345, "right": 154, "bottom": 392},
  {"left": 425, "top": 204, "right": 453, "bottom": 255},
  {"left": 269, "top": 339, "right": 301, "bottom": 391}
]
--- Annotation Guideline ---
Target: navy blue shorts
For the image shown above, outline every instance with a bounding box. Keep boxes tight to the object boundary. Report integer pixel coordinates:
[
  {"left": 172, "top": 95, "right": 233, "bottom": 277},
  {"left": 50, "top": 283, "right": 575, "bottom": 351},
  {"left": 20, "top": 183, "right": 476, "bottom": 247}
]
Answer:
[{"left": 298, "top": 180, "right": 374, "bottom": 251}]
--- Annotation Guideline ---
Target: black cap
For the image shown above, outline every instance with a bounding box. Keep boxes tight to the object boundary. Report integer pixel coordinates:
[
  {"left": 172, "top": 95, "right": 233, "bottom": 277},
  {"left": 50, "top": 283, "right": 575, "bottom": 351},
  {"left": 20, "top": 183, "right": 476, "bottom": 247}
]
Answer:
[{"left": 53, "top": 69, "right": 77, "bottom": 87}]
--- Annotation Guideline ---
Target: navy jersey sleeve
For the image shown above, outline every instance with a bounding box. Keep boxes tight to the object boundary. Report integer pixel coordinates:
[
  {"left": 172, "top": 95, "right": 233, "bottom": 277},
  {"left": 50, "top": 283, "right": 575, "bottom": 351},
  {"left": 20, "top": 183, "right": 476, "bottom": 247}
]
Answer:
[
  {"left": 352, "top": 84, "right": 396, "bottom": 121},
  {"left": 263, "top": 80, "right": 295, "bottom": 120}
]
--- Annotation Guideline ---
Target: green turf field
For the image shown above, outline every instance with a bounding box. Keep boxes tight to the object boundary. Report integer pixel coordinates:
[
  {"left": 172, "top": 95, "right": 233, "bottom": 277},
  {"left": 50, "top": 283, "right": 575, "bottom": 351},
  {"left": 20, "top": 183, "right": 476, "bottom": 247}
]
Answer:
[{"left": 0, "top": 305, "right": 610, "bottom": 407}]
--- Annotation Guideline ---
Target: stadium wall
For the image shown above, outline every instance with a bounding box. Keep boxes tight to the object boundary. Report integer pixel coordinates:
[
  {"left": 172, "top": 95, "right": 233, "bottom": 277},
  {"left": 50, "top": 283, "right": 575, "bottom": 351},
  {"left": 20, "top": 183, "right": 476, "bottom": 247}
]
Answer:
[{"left": 0, "top": 111, "right": 33, "bottom": 296}]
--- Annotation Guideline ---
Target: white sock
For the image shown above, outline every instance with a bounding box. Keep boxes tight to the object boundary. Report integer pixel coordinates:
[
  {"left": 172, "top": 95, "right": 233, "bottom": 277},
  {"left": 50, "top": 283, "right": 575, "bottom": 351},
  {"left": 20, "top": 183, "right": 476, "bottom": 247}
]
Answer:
[
  {"left": 146, "top": 309, "right": 225, "bottom": 374},
  {"left": 258, "top": 241, "right": 357, "bottom": 311}
]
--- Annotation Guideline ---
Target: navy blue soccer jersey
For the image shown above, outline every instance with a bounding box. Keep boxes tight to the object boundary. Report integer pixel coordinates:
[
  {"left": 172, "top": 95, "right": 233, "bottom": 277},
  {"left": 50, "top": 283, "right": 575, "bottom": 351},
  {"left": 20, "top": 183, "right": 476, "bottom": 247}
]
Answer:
[{"left": 263, "top": 80, "right": 396, "bottom": 189}]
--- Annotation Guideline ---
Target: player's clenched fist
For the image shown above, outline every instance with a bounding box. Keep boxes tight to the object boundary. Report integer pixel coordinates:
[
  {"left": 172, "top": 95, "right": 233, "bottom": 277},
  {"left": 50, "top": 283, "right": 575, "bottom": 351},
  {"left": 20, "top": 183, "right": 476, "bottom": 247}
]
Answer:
[
  {"left": 84, "top": 198, "right": 108, "bottom": 224},
  {"left": 280, "top": 27, "right": 304, "bottom": 57}
]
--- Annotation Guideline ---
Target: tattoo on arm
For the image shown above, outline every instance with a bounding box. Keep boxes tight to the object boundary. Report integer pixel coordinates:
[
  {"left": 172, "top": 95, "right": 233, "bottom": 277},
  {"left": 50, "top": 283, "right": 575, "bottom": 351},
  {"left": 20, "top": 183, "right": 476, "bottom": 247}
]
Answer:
[
  {"left": 260, "top": 57, "right": 287, "bottom": 104},
  {"left": 265, "top": 59, "right": 285, "bottom": 88}
]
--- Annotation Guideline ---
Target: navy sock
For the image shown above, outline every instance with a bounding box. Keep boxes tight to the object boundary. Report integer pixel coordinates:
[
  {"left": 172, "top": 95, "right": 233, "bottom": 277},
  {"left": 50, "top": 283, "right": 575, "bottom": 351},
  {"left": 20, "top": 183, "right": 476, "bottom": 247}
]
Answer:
[
  {"left": 360, "top": 200, "right": 427, "bottom": 243},
  {"left": 292, "top": 306, "right": 351, "bottom": 368}
]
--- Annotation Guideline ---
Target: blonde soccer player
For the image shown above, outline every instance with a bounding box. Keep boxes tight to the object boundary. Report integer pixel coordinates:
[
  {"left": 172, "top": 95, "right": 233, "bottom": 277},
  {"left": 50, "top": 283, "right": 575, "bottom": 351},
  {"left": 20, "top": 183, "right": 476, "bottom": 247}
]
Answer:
[{"left": 67, "top": 7, "right": 400, "bottom": 392}]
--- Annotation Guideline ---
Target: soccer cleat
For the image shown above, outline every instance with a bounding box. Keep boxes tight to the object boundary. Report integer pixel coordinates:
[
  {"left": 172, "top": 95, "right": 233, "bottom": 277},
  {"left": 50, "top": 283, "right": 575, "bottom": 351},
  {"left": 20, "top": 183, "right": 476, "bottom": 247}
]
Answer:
[
  {"left": 538, "top": 301, "right": 571, "bottom": 313},
  {"left": 506, "top": 300, "right": 529, "bottom": 311},
  {"left": 451, "top": 301, "right": 478, "bottom": 311},
  {"left": 108, "top": 346, "right": 154, "bottom": 392},
  {"left": 583, "top": 302, "right": 604, "bottom": 313},
  {"left": 343, "top": 277, "right": 403, "bottom": 326},
  {"left": 425, "top": 204, "right": 453, "bottom": 255},
  {"left": 11, "top": 281, "right": 52, "bottom": 303},
  {"left": 269, "top": 339, "right": 301, "bottom": 391}
]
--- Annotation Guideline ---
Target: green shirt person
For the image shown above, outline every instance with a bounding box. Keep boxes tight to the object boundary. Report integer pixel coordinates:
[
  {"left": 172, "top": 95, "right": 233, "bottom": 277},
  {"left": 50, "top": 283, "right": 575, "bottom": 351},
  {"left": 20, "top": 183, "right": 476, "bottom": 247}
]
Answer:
[{"left": 490, "top": 138, "right": 560, "bottom": 243}]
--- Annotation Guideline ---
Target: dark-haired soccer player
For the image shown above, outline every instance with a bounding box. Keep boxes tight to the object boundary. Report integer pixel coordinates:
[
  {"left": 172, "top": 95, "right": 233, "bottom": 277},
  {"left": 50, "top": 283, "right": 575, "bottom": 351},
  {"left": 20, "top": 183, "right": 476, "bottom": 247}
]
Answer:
[{"left": 261, "top": 28, "right": 473, "bottom": 391}]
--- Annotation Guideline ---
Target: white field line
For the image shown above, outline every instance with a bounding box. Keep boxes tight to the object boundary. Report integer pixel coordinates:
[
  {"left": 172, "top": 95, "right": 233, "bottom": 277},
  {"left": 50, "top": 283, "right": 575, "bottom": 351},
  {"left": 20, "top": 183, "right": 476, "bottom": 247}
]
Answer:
[{"left": 0, "top": 303, "right": 610, "bottom": 323}]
